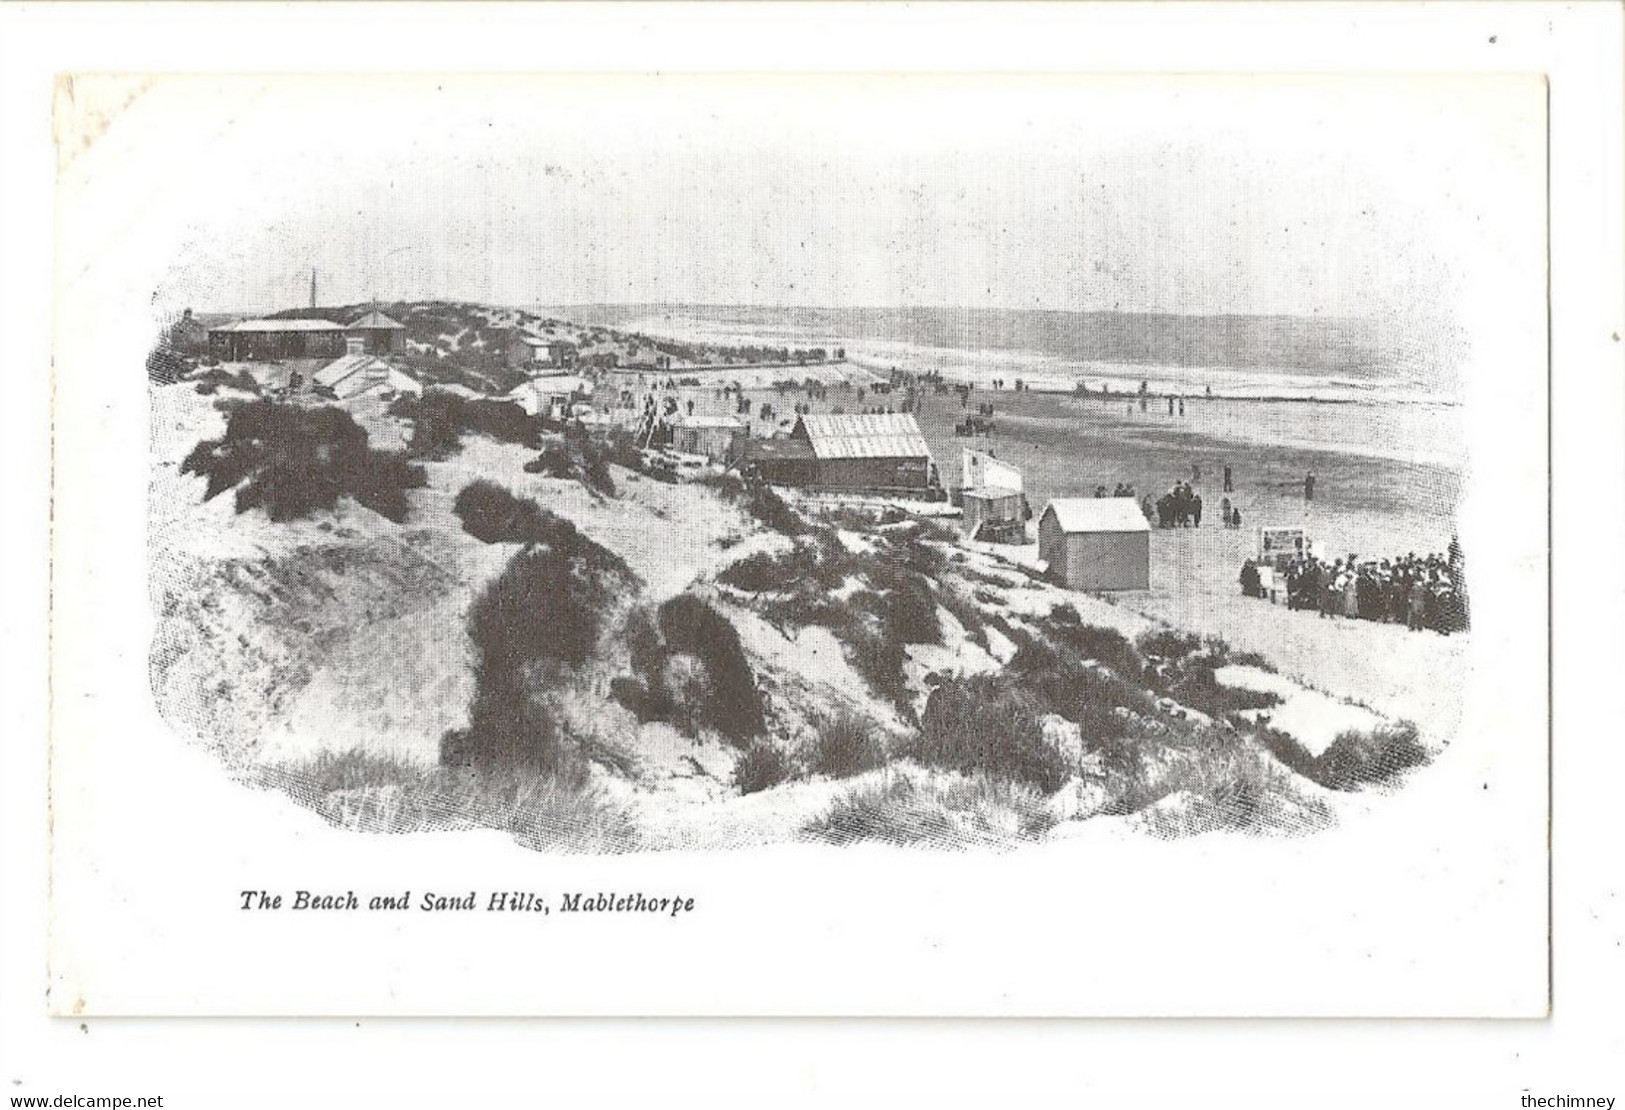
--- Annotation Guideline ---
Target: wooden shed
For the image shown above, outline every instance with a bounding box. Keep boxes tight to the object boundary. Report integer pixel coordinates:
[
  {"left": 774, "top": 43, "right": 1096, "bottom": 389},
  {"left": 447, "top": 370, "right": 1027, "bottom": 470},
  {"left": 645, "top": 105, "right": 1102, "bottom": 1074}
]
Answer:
[
  {"left": 962, "top": 486, "right": 1026, "bottom": 542},
  {"left": 787, "top": 413, "right": 936, "bottom": 491},
  {"left": 1038, "top": 498, "right": 1151, "bottom": 591},
  {"left": 506, "top": 332, "right": 578, "bottom": 374},
  {"left": 671, "top": 414, "right": 745, "bottom": 463}
]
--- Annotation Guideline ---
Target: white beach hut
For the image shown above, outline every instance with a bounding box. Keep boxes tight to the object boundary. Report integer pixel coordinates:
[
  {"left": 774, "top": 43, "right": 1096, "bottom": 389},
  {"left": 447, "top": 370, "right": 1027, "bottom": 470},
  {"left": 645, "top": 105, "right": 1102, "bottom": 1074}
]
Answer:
[{"left": 1037, "top": 498, "right": 1151, "bottom": 591}]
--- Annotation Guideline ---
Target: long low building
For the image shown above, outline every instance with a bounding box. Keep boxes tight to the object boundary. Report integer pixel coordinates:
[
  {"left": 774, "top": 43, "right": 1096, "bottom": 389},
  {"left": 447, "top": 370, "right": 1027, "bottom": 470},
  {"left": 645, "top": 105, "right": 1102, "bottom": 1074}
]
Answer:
[
  {"left": 209, "top": 308, "right": 410, "bottom": 361},
  {"left": 749, "top": 413, "right": 936, "bottom": 491},
  {"left": 209, "top": 319, "right": 348, "bottom": 361},
  {"left": 1038, "top": 497, "right": 1151, "bottom": 591}
]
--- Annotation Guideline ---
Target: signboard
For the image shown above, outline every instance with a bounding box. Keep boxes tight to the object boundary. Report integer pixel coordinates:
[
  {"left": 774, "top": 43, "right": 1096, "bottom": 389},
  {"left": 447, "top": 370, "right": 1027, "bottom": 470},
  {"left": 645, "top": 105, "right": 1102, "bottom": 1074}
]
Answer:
[{"left": 1258, "top": 526, "right": 1310, "bottom": 566}]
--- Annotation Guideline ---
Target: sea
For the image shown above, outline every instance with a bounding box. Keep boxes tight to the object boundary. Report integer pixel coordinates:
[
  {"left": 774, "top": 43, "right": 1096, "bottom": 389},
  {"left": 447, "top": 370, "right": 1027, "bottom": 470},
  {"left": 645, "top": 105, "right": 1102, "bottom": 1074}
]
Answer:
[
  {"left": 551, "top": 304, "right": 1461, "bottom": 408},
  {"left": 549, "top": 303, "right": 1468, "bottom": 557}
]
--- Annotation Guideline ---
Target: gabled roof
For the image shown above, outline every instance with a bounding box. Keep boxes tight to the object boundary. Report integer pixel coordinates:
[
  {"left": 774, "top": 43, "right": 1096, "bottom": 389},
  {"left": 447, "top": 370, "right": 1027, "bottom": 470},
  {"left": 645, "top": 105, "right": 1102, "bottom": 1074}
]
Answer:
[
  {"left": 1042, "top": 497, "right": 1151, "bottom": 534},
  {"left": 963, "top": 485, "right": 1022, "bottom": 501},
  {"left": 314, "top": 354, "right": 389, "bottom": 389},
  {"left": 210, "top": 318, "right": 344, "bottom": 333},
  {"left": 795, "top": 413, "right": 931, "bottom": 460},
  {"left": 347, "top": 310, "right": 405, "bottom": 330}
]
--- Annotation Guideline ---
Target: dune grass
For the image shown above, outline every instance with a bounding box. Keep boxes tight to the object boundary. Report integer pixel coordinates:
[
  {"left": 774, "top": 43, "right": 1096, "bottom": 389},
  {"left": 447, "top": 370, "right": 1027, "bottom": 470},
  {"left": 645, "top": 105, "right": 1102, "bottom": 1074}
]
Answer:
[
  {"left": 804, "top": 767, "right": 1059, "bottom": 848},
  {"left": 259, "top": 749, "right": 642, "bottom": 853}
]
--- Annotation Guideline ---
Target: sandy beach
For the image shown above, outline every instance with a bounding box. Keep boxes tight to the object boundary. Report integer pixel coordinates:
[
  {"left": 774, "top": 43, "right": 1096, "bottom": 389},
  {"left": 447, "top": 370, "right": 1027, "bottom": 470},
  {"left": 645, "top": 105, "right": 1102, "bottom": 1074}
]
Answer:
[{"left": 605, "top": 362, "right": 1469, "bottom": 748}]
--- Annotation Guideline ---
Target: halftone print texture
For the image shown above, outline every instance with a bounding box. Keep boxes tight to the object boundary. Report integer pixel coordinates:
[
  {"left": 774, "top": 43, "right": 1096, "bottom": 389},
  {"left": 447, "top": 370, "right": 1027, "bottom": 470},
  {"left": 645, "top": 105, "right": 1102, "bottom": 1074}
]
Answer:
[{"left": 142, "top": 74, "right": 1513, "bottom": 853}]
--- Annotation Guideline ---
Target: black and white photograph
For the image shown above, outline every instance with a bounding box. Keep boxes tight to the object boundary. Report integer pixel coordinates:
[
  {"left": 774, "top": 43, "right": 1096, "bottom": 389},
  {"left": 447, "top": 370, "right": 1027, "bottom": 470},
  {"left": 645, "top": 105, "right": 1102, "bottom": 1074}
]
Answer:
[
  {"left": 13, "top": 7, "right": 1620, "bottom": 1094},
  {"left": 136, "top": 75, "right": 1509, "bottom": 853},
  {"left": 40, "top": 66, "right": 1556, "bottom": 1020}
]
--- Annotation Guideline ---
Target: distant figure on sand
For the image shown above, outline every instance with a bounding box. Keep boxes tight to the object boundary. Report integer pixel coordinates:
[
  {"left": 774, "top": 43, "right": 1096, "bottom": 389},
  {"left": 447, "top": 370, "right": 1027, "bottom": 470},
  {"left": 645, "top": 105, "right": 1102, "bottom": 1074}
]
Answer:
[
  {"left": 1192, "top": 494, "right": 1203, "bottom": 527},
  {"left": 1305, "top": 471, "right": 1316, "bottom": 502},
  {"left": 1223, "top": 464, "right": 1233, "bottom": 492},
  {"left": 1221, "top": 497, "right": 1231, "bottom": 526},
  {"left": 1178, "top": 397, "right": 1186, "bottom": 417},
  {"left": 1167, "top": 396, "right": 1175, "bottom": 416}
]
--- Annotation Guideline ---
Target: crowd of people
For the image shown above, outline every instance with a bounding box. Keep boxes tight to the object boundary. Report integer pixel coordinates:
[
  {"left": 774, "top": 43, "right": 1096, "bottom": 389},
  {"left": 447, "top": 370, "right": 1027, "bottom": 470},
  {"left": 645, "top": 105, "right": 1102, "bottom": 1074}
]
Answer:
[{"left": 1240, "top": 547, "right": 1468, "bottom": 634}]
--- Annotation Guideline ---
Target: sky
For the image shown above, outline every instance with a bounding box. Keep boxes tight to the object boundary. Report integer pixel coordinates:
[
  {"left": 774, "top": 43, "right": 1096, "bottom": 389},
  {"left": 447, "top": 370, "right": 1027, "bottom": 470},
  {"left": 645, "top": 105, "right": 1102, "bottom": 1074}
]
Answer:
[{"left": 131, "top": 74, "right": 1542, "bottom": 326}]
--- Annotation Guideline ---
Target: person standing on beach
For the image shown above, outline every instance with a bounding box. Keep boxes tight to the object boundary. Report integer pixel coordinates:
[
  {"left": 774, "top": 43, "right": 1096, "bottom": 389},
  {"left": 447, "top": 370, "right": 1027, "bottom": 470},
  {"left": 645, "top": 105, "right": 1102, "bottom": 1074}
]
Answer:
[
  {"left": 1221, "top": 497, "right": 1231, "bottom": 527},
  {"left": 1179, "top": 397, "right": 1186, "bottom": 417},
  {"left": 1192, "top": 493, "right": 1203, "bottom": 527},
  {"left": 1304, "top": 470, "right": 1316, "bottom": 502},
  {"left": 1168, "top": 395, "right": 1175, "bottom": 416},
  {"left": 1319, "top": 561, "right": 1340, "bottom": 619},
  {"left": 1223, "top": 464, "right": 1233, "bottom": 492}
]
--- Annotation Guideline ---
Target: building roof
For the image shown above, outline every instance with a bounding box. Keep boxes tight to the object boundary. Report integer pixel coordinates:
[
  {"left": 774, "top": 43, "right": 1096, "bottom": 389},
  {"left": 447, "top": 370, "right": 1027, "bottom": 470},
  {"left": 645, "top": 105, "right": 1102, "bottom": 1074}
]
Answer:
[
  {"left": 210, "top": 318, "right": 344, "bottom": 333},
  {"left": 1042, "top": 497, "right": 1152, "bottom": 534},
  {"left": 747, "top": 437, "right": 817, "bottom": 462},
  {"left": 517, "top": 334, "right": 573, "bottom": 348},
  {"left": 672, "top": 414, "right": 744, "bottom": 430},
  {"left": 314, "top": 354, "right": 389, "bottom": 389},
  {"left": 506, "top": 376, "right": 592, "bottom": 400},
  {"left": 795, "top": 413, "right": 932, "bottom": 460},
  {"left": 963, "top": 485, "right": 1022, "bottom": 501},
  {"left": 347, "top": 310, "right": 405, "bottom": 331}
]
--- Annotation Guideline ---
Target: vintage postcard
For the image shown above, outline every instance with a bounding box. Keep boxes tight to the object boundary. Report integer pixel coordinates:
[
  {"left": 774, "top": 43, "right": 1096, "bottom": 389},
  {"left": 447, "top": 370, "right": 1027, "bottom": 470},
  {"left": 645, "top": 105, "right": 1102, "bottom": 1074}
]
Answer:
[{"left": 47, "top": 71, "right": 1549, "bottom": 1016}]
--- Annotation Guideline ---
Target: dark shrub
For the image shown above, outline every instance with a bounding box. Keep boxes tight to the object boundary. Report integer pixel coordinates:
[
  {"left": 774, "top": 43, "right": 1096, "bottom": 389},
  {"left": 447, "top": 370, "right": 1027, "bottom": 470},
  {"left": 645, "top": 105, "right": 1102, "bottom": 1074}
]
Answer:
[
  {"left": 811, "top": 707, "right": 887, "bottom": 778},
  {"left": 657, "top": 595, "right": 764, "bottom": 744},
  {"left": 452, "top": 480, "right": 634, "bottom": 583},
  {"left": 525, "top": 445, "right": 575, "bottom": 478},
  {"left": 734, "top": 742, "right": 796, "bottom": 795},
  {"left": 454, "top": 479, "right": 552, "bottom": 543},
  {"left": 624, "top": 606, "right": 667, "bottom": 679},
  {"left": 443, "top": 544, "right": 609, "bottom": 771},
  {"left": 701, "top": 473, "right": 807, "bottom": 536},
  {"left": 845, "top": 625, "right": 912, "bottom": 716},
  {"left": 181, "top": 400, "right": 419, "bottom": 523},
  {"left": 1060, "top": 624, "right": 1144, "bottom": 678},
  {"left": 1228, "top": 650, "right": 1278, "bottom": 672},
  {"left": 147, "top": 345, "right": 192, "bottom": 385},
  {"left": 608, "top": 676, "right": 658, "bottom": 722},
  {"left": 717, "top": 536, "right": 846, "bottom": 593},
  {"left": 915, "top": 675, "right": 1072, "bottom": 793},
  {"left": 890, "top": 523, "right": 949, "bottom": 576},
  {"left": 718, "top": 551, "right": 789, "bottom": 593},
  {"left": 393, "top": 391, "right": 542, "bottom": 459},
  {"left": 442, "top": 681, "right": 563, "bottom": 772},
  {"left": 1136, "top": 628, "right": 1202, "bottom": 660},
  {"left": 349, "top": 450, "right": 427, "bottom": 523},
  {"left": 470, "top": 546, "right": 599, "bottom": 671},
  {"left": 860, "top": 561, "right": 940, "bottom": 646},
  {"left": 1312, "top": 721, "right": 1429, "bottom": 789}
]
